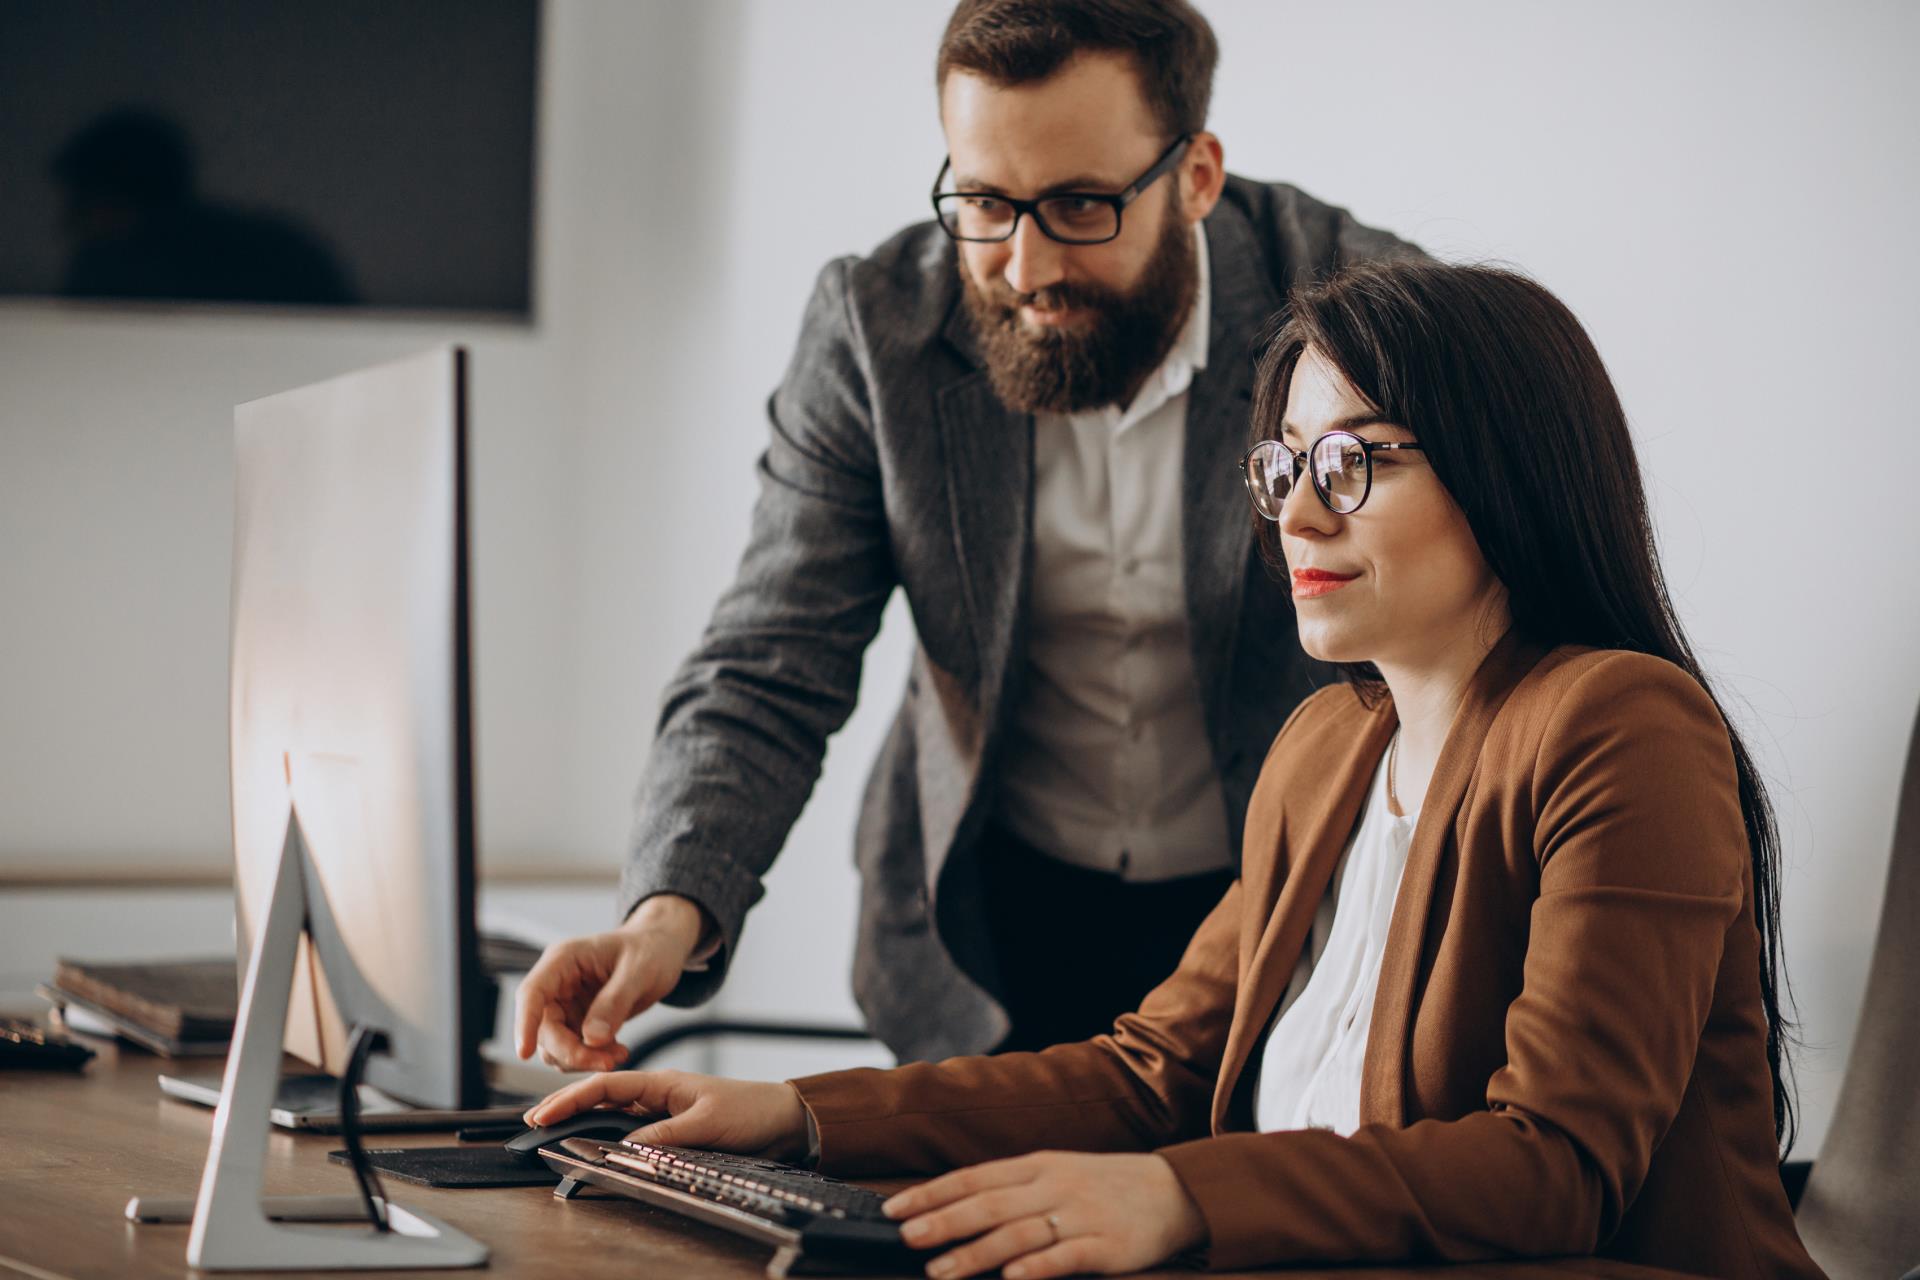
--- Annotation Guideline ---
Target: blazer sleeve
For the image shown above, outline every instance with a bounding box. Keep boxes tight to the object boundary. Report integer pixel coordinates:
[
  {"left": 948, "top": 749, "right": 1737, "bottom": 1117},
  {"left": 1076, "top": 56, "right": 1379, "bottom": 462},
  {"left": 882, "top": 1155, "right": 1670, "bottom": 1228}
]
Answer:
[
  {"left": 1156, "top": 654, "right": 1753, "bottom": 1268},
  {"left": 789, "top": 878, "right": 1245, "bottom": 1177},
  {"left": 618, "top": 256, "right": 896, "bottom": 1002}
]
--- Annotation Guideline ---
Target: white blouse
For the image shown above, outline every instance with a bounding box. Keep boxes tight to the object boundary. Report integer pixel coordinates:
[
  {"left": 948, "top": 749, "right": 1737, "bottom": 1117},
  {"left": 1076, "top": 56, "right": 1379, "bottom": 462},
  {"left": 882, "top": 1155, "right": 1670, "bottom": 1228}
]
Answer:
[{"left": 1252, "top": 734, "right": 1418, "bottom": 1136}]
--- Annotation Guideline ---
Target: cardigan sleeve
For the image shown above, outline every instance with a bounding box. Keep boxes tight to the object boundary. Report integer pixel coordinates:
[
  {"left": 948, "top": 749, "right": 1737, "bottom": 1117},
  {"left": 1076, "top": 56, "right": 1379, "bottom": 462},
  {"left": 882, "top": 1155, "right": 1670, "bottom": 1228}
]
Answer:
[{"left": 1156, "top": 653, "right": 1751, "bottom": 1268}]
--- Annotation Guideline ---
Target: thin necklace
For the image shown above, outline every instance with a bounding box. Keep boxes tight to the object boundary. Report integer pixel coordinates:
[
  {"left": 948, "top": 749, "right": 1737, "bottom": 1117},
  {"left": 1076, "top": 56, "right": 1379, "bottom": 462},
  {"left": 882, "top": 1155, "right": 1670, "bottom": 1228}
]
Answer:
[{"left": 1387, "top": 732, "right": 1402, "bottom": 816}]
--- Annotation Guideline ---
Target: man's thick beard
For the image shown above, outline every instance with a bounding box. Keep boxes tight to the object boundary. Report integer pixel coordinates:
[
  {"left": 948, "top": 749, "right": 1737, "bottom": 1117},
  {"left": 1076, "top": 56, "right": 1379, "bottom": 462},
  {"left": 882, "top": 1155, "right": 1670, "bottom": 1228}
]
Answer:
[{"left": 960, "top": 213, "right": 1198, "bottom": 416}]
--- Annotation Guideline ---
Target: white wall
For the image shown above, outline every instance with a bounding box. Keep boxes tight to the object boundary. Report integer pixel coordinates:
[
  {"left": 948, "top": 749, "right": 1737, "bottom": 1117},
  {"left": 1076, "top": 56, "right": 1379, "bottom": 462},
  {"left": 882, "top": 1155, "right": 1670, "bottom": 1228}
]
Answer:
[{"left": 3, "top": 0, "right": 1917, "bottom": 1155}]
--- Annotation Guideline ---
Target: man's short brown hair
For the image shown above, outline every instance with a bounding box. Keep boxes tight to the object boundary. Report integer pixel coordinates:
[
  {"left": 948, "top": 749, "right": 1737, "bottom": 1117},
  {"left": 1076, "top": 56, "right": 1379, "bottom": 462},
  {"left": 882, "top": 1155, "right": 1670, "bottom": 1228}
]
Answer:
[{"left": 936, "top": 0, "right": 1219, "bottom": 139}]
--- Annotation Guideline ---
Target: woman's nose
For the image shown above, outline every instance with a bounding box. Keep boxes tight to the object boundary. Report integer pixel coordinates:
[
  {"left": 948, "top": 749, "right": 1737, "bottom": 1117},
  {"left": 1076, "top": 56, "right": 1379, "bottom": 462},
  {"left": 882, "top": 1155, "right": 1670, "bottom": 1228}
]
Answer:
[{"left": 1277, "top": 460, "right": 1340, "bottom": 539}]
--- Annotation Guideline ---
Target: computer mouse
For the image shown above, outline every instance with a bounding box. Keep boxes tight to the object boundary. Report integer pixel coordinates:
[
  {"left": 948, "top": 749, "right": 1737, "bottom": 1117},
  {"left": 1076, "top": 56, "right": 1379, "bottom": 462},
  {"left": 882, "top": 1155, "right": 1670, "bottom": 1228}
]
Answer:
[{"left": 502, "top": 1108, "right": 650, "bottom": 1156}]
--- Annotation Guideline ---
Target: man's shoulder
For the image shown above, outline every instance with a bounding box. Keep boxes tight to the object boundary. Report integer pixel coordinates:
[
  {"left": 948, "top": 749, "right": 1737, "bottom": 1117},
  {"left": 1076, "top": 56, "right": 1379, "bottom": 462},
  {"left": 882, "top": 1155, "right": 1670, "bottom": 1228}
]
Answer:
[
  {"left": 1216, "top": 173, "right": 1366, "bottom": 229},
  {"left": 822, "top": 219, "right": 963, "bottom": 359},
  {"left": 1212, "top": 173, "right": 1428, "bottom": 283}
]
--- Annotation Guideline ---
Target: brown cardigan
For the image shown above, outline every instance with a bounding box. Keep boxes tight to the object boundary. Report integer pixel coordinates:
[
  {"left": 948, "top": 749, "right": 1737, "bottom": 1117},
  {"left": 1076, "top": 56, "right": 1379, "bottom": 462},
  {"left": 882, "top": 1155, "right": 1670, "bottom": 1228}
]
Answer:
[{"left": 791, "top": 639, "right": 1824, "bottom": 1278}]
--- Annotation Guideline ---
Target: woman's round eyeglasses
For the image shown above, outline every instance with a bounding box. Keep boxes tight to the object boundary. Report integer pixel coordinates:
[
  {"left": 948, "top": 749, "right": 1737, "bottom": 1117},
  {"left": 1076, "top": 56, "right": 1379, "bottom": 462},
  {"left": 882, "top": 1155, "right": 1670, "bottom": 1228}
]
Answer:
[{"left": 1239, "top": 431, "right": 1425, "bottom": 519}]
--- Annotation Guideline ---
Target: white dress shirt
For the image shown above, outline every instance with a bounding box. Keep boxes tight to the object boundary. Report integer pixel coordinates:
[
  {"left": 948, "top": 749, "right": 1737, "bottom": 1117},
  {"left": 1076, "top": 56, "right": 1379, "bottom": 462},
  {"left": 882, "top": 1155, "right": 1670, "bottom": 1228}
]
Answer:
[
  {"left": 1253, "top": 734, "right": 1417, "bottom": 1136},
  {"left": 995, "top": 225, "right": 1231, "bottom": 883}
]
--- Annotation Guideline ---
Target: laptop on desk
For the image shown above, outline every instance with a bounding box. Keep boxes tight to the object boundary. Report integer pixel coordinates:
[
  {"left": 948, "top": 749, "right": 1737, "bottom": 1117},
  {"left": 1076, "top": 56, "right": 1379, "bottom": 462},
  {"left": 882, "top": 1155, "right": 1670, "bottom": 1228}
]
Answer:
[{"left": 155, "top": 1069, "right": 534, "bottom": 1132}]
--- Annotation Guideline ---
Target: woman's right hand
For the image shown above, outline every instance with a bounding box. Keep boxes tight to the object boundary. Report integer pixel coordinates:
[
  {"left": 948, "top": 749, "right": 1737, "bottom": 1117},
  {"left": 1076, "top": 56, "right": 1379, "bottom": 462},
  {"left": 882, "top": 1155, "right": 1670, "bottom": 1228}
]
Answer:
[{"left": 524, "top": 1070, "right": 811, "bottom": 1163}]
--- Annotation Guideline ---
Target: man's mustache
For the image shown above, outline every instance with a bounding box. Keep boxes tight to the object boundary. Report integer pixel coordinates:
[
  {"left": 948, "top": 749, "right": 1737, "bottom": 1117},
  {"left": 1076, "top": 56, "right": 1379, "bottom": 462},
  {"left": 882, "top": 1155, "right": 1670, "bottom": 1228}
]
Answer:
[{"left": 979, "top": 280, "right": 1119, "bottom": 317}]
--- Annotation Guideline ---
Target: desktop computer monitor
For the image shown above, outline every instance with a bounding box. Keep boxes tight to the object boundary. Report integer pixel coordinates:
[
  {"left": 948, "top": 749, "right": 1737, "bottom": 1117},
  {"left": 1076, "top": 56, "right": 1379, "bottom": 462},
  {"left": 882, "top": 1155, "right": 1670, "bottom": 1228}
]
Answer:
[{"left": 228, "top": 345, "right": 487, "bottom": 1110}]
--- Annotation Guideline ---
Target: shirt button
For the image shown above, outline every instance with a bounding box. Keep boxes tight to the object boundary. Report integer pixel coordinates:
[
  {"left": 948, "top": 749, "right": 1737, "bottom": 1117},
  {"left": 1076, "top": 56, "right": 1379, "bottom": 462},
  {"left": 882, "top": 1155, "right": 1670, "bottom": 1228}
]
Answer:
[{"left": 1118, "top": 849, "right": 1131, "bottom": 874}]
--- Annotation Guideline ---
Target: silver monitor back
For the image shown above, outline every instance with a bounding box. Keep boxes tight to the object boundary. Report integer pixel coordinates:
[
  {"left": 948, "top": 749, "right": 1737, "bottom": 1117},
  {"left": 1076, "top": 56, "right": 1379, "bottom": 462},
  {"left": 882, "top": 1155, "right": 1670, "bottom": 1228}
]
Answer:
[{"left": 228, "top": 345, "right": 483, "bottom": 1109}]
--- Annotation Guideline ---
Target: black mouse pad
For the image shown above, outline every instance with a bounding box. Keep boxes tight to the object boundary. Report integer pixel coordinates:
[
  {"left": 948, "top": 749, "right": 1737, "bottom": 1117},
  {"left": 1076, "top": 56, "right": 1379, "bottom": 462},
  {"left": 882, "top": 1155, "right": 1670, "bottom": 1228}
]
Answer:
[{"left": 328, "top": 1146, "right": 561, "bottom": 1188}]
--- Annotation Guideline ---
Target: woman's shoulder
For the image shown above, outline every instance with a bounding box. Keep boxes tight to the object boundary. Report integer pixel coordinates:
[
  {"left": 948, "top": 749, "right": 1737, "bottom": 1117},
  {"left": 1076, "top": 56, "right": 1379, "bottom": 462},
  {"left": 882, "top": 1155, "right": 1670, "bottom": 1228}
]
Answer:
[
  {"left": 1259, "top": 647, "right": 1732, "bottom": 783},
  {"left": 1496, "top": 644, "right": 1736, "bottom": 798},
  {"left": 1511, "top": 645, "right": 1722, "bottom": 731}
]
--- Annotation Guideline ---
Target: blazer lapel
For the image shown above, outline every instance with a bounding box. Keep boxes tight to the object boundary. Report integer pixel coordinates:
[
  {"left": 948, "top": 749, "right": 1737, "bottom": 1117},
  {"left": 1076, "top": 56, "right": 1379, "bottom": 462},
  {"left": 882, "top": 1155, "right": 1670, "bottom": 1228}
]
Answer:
[
  {"left": 925, "top": 305, "right": 1032, "bottom": 884},
  {"left": 1357, "top": 630, "right": 1544, "bottom": 1125},
  {"left": 1212, "top": 701, "right": 1397, "bottom": 1132},
  {"left": 1183, "top": 210, "right": 1282, "bottom": 733},
  {"left": 935, "top": 302, "right": 1033, "bottom": 692}
]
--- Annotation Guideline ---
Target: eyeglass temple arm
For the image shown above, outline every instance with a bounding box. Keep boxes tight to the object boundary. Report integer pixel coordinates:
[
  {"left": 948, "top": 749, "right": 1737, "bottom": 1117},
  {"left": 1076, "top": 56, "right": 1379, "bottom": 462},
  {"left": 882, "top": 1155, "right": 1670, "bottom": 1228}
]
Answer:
[{"left": 1121, "top": 134, "right": 1194, "bottom": 203}]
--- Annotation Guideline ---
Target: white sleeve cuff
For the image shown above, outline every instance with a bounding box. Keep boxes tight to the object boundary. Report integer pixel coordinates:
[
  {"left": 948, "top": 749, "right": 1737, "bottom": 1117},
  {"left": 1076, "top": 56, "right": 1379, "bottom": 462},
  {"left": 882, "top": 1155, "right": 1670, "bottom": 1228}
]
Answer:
[{"left": 681, "top": 921, "right": 724, "bottom": 973}]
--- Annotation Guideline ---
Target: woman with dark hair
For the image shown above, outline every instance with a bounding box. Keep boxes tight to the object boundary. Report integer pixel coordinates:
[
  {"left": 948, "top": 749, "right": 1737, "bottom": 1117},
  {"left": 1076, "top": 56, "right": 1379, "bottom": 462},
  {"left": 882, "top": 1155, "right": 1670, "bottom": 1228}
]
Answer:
[{"left": 524, "top": 261, "right": 1824, "bottom": 1279}]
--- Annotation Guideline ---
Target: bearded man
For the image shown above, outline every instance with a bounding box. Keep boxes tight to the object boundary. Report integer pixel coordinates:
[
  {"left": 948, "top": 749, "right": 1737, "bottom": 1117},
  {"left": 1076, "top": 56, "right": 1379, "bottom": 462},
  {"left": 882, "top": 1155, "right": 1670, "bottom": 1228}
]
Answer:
[{"left": 518, "top": 0, "right": 1422, "bottom": 1070}]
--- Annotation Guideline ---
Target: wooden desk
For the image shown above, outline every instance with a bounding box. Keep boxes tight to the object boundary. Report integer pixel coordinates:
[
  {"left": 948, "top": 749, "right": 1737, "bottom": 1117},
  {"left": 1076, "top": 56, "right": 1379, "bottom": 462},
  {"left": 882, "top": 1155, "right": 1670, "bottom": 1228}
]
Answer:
[{"left": 0, "top": 1031, "right": 1693, "bottom": 1280}]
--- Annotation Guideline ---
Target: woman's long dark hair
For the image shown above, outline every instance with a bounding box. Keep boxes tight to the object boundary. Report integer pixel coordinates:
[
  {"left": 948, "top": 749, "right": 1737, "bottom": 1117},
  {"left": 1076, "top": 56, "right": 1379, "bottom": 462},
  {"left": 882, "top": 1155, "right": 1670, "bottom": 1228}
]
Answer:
[{"left": 1251, "top": 261, "right": 1796, "bottom": 1149}]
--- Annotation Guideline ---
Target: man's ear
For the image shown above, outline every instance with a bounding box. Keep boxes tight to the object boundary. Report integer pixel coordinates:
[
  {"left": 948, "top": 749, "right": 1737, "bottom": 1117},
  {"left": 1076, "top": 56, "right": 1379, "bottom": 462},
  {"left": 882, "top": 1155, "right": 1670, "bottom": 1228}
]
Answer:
[{"left": 1179, "top": 131, "right": 1226, "bottom": 222}]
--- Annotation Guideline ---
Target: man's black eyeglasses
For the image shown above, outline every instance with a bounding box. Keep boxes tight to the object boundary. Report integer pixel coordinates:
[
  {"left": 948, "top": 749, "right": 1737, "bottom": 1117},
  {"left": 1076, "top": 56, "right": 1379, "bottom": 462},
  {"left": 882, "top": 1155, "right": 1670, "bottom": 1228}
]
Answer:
[
  {"left": 1240, "top": 431, "right": 1425, "bottom": 518},
  {"left": 931, "top": 134, "right": 1193, "bottom": 246}
]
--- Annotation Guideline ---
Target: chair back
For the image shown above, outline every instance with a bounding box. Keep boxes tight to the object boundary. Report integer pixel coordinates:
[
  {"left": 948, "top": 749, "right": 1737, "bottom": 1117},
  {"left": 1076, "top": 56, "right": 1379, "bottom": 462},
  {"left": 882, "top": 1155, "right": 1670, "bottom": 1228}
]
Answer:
[{"left": 1796, "top": 699, "right": 1920, "bottom": 1278}]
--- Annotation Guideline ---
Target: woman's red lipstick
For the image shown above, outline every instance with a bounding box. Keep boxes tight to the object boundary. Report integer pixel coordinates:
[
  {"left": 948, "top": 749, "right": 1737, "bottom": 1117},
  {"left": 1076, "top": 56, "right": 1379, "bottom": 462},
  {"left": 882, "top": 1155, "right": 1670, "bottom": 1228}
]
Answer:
[{"left": 1291, "top": 567, "right": 1359, "bottom": 599}]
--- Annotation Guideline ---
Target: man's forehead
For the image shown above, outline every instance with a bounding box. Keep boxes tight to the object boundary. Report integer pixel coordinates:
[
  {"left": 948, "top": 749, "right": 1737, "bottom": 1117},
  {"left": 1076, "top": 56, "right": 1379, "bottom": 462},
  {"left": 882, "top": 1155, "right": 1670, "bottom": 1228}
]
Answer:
[{"left": 939, "top": 55, "right": 1164, "bottom": 191}]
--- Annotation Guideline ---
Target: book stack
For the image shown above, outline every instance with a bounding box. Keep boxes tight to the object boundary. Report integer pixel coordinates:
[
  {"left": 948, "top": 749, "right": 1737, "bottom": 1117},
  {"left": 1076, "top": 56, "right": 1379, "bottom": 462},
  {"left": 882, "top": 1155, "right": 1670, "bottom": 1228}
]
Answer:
[{"left": 40, "top": 957, "right": 237, "bottom": 1056}]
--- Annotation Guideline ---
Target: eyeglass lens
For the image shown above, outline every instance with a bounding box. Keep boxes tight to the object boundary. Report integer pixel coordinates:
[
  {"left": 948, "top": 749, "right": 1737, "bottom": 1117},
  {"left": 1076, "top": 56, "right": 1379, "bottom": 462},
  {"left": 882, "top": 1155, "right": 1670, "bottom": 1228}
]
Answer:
[
  {"left": 936, "top": 195, "right": 1120, "bottom": 244},
  {"left": 1245, "top": 435, "right": 1372, "bottom": 518}
]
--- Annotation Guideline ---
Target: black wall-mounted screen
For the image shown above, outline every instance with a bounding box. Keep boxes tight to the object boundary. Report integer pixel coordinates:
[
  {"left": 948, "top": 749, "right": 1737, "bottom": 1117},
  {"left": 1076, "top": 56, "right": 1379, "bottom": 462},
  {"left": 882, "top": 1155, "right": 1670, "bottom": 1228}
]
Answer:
[{"left": 0, "top": 0, "right": 538, "bottom": 316}]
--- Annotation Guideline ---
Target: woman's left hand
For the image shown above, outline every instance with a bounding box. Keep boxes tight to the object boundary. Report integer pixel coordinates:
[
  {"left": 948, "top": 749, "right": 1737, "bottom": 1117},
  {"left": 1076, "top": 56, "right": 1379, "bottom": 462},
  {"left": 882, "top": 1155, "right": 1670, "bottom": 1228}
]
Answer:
[{"left": 882, "top": 1151, "right": 1207, "bottom": 1279}]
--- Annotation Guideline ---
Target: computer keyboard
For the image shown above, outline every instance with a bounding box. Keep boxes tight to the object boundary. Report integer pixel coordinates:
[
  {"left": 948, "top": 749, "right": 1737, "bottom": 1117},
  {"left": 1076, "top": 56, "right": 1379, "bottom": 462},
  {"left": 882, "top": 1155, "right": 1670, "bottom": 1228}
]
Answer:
[
  {"left": 601, "top": 1140, "right": 890, "bottom": 1221},
  {"left": 538, "top": 1137, "right": 932, "bottom": 1274}
]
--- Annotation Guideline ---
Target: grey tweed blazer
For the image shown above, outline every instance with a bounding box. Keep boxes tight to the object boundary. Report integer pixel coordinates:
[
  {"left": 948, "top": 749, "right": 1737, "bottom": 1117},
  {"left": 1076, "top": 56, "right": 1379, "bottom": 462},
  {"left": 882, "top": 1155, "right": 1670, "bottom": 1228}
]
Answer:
[{"left": 619, "top": 176, "right": 1422, "bottom": 1061}]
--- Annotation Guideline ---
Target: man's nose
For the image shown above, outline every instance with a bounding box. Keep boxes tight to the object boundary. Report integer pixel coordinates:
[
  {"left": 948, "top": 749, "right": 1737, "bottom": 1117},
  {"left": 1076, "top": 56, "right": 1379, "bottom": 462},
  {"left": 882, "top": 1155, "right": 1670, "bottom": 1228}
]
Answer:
[{"left": 1003, "top": 213, "right": 1065, "bottom": 297}]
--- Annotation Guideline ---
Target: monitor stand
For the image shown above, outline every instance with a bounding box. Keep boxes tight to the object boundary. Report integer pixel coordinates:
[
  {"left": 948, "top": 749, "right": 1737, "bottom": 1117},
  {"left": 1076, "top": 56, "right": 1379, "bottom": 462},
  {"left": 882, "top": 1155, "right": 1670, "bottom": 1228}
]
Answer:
[{"left": 126, "top": 811, "right": 488, "bottom": 1270}]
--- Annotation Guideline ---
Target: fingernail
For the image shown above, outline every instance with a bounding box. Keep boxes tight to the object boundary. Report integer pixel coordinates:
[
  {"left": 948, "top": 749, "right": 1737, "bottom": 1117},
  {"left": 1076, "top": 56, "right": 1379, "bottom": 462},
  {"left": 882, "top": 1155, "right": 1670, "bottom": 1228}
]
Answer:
[
  {"left": 882, "top": 1196, "right": 908, "bottom": 1219},
  {"left": 926, "top": 1261, "right": 953, "bottom": 1279},
  {"left": 1006, "top": 1267, "right": 1028, "bottom": 1280},
  {"left": 901, "top": 1220, "right": 928, "bottom": 1243},
  {"left": 584, "top": 1019, "right": 611, "bottom": 1043}
]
